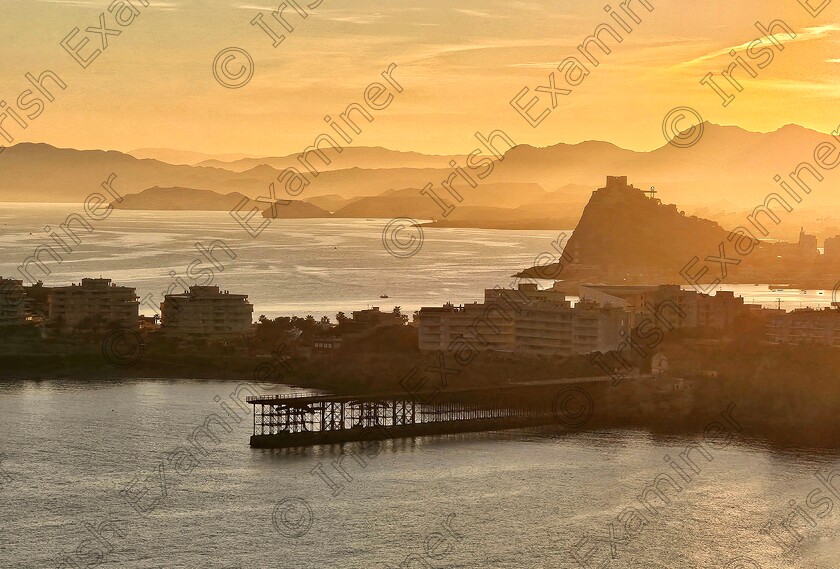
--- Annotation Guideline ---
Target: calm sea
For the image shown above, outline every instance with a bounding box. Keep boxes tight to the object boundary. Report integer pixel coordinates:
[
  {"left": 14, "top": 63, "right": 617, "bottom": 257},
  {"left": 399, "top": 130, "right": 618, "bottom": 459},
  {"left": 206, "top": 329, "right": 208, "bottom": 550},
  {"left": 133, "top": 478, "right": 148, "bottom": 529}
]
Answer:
[
  {"left": 0, "top": 204, "right": 832, "bottom": 318},
  {"left": 1, "top": 379, "right": 839, "bottom": 568},
  {"left": 1, "top": 205, "right": 839, "bottom": 568}
]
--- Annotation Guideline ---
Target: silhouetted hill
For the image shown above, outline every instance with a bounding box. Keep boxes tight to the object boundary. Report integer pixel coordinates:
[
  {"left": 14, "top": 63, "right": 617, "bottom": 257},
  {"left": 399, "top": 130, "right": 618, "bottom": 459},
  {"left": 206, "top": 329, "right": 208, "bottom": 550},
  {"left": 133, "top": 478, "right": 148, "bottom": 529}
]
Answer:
[
  {"left": 113, "top": 186, "right": 331, "bottom": 218},
  {"left": 518, "top": 176, "right": 777, "bottom": 282},
  {"left": 561, "top": 177, "right": 728, "bottom": 269},
  {"left": 113, "top": 187, "right": 264, "bottom": 211},
  {"left": 260, "top": 200, "right": 333, "bottom": 219},
  {"left": 305, "top": 194, "right": 361, "bottom": 212},
  {"left": 0, "top": 143, "right": 257, "bottom": 202},
  {"left": 332, "top": 183, "right": 546, "bottom": 219},
  {"left": 517, "top": 176, "right": 840, "bottom": 287}
]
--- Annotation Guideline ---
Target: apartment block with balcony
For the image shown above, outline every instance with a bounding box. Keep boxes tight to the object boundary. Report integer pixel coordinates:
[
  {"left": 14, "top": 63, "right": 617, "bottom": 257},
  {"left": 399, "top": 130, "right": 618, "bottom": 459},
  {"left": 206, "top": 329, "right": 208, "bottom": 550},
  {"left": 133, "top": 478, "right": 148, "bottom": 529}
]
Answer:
[
  {"left": 417, "top": 304, "right": 457, "bottom": 351},
  {"left": 448, "top": 301, "right": 518, "bottom": 352},
  {"left": 418, "top": 283, "right": 628, "bottom": 356},
  {"left": 48, "top": 278, "right": 139, "bottom": 331},
  {"left": 514, "top": 301, "right": 575, "bottom": 355},
  {"left": 161, "top": 285, "right": 253, "bottom": 338},
  {"left": 570, "top": 300, "right": 628, "bottom": 355}
]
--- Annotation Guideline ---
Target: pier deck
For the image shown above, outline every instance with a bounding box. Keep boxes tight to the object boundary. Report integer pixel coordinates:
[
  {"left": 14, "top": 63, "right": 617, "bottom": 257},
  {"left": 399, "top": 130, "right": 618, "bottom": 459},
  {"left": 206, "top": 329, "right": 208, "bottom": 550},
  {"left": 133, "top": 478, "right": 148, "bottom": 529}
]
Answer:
[{"left": 246, "top": 379, "right": 616, "bottom": 448}]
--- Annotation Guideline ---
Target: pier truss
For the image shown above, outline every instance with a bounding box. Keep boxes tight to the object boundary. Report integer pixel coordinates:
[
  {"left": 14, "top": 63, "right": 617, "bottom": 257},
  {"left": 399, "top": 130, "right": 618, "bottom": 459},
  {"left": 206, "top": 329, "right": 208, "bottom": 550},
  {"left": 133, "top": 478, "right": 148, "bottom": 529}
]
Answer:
[{"left": 246, "top": 387, "right": 562, "bottom": 448}]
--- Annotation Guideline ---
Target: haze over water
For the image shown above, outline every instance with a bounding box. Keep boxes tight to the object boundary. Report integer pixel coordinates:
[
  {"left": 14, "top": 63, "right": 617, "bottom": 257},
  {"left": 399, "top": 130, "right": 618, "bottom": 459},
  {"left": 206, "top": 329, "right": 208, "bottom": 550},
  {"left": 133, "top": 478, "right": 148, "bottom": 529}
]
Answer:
[
  {"left": 0, "top": 205, "right": 831, "bottom": 318},
  {"left": 0, "top": 205, "right": 573, "bottom": 319}
]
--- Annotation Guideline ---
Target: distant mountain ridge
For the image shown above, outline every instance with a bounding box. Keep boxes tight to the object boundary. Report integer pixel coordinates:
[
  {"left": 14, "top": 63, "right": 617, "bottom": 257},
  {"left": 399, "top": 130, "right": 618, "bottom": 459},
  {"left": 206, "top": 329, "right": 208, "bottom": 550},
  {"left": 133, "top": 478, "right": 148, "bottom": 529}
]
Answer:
[
  {"left": 113, "top": 187, "right": 263, "bottom": 212},
  {"left": 127, "top": 148, "right": 256, "bottom": 166},
  {"left": 196, "top": 146, "right": 471, "bottom": 173},
  {"left": 113, "top": 186, "right": 331, "bottom": 217},
  {"left": 3, "top": 124, "right": 838, "bottom": 214}
]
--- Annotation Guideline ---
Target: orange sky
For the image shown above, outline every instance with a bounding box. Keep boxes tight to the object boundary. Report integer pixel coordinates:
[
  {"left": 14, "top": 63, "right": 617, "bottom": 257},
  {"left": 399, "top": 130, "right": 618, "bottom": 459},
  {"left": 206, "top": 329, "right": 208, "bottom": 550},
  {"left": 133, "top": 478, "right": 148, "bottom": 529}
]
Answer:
[{"left": 1, "top": 0, "right": 837, "bottom": 157}]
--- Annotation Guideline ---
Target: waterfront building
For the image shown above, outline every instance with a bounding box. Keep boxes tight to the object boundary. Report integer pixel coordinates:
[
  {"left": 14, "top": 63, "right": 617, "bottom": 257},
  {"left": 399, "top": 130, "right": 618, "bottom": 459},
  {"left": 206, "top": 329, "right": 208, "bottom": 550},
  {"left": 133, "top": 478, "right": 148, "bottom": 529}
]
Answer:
[
  {"left": 580, "top": 284, "right": 749, "bottom": 330},
  {"left": 48, "top": 278, "right": 138, "bottom": 331},
  {"left": 161, "top": 285, "right": 253, "bottom": 337},
  {"left": 0, "top": 277, "right": 26, "bottom": 327},
  {"left": 417, "top": 283, "right": 628, "bottom": 355},
  {"left": 514, "top": 297, "right": 628, "bottom": 356},
  {"left": 446, "top": 301, "right": 519, "bottom": 352},
  {"left": 417, "top": 304, "right": 457, "bottom": 351},
  {"left": 767, "top": 308, "right": 840, "bottom": 347}
]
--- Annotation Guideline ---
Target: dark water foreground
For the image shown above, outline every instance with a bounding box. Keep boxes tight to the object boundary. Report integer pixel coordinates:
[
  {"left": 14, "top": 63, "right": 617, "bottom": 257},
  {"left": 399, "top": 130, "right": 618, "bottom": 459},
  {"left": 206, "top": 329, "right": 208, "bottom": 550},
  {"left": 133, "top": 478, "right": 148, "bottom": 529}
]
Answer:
[{"left": 1, "top": 378, "right": 839, "bottom": 568}]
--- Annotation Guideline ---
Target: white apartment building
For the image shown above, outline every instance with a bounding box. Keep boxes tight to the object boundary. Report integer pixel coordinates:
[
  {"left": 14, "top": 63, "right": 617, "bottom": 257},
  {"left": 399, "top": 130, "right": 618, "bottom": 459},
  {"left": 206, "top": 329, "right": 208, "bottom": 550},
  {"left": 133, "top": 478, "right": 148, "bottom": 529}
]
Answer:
[
  {"left": 418, "top": 283, "right": 628, "bottom": 355},
  {"left": 161, "top": 285, "right": 253, "bottom": 338}
]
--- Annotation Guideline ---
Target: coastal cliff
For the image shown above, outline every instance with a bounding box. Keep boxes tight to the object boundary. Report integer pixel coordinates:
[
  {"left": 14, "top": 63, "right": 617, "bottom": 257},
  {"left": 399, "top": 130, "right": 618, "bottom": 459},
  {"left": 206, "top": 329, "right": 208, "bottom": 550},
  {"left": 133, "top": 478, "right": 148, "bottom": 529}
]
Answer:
[
  {"left": 560, "top": 177, "right": 727, "bottom": 270},
  {"left": 518, "top": 176, "right": 829, "bottom": 287}
]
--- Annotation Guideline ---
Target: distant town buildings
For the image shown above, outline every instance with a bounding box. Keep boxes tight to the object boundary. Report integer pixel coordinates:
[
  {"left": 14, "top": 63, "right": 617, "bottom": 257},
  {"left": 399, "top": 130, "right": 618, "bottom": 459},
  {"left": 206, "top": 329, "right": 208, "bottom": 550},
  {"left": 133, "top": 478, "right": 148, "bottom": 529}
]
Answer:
[
  {"left": 776, "top": 227, "right": 821, "bottom": 259},
  {"left": 579, "top": 284, "right": 750, "bottom": 330},
  {"left": 161, "top": 285, "right": 253, "bottom": 338},
  {"left": 417, "top": 282, "right": 773, "bottom": 355},
  {"left": 418, "top": 283, "right": 629, "bottom": 355},
  {"left": 824, "top": 235, "right": 840, "bottom": 260},
  {"left": 7, "top": 271, "right": 840, "bottom": 355},
  {"left": 768, "top": 308, "right": 840, "bottom": 347},
  {"left": 48, "top": 278, "right": 139, "bottom": 331},
  {"left": 0, "top": 277, "right": 25, "bottom": 326},
  {"left": 798, "top": 228, "right": 819, "bottom": 259}
]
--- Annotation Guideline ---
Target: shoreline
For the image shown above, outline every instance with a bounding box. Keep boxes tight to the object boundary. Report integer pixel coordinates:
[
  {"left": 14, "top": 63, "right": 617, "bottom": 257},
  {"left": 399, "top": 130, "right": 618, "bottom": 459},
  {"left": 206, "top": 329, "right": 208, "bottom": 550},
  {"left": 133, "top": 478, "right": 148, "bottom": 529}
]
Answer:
[{"left": 2, "top": 372, "right": 836, "bottom": 454}]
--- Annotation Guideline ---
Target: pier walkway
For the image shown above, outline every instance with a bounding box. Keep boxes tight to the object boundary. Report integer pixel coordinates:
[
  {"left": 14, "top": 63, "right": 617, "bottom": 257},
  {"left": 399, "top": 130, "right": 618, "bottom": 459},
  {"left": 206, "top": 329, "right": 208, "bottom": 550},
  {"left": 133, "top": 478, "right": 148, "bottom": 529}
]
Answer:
[{"left": 245, "top": 378, "right": 627, "bottom": 448}]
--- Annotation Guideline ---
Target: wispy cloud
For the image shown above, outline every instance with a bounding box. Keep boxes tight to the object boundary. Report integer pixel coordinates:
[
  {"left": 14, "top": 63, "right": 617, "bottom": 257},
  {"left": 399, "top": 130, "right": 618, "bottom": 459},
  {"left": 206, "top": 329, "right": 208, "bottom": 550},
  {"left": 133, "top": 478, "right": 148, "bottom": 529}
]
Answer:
[
  {"left": 677, "top": 24, "right": 840, "bottom": 68},
  {"left": 453, "top": 9, "right": 507, "bottom": 19}
]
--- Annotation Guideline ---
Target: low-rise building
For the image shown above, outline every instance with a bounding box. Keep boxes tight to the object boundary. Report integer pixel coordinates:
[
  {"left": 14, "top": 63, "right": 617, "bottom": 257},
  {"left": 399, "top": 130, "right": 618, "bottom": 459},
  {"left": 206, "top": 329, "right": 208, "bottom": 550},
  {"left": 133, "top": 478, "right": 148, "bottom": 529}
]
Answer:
[
  {"left": 161, "top": 285, "right": 253, "bottom": 338},
  {"left": 48, "top": 278, "right": 138, "bottom": 331},
  {"left": 350, "top": 307, "right": 404, "bottom": 327},
  {"left": 340, "top": 307, "right": 407, "bottom": 336},
  {"left": 0, "top": 277, "right": 26, "bottom": 327},
  {"left": 314, "top": 336, "right": 343, "bottom": 350},
  {"left": 768, "top": 308, "right": 840, "bottom": 346}
]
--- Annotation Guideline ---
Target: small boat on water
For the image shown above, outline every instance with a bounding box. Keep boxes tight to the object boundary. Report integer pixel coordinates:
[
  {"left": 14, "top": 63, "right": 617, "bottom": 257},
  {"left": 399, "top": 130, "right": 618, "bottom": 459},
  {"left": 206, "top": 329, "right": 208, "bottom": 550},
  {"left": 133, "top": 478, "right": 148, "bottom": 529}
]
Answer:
[{"left": 380, "top": 294, "right": 389, "bottom": 298}]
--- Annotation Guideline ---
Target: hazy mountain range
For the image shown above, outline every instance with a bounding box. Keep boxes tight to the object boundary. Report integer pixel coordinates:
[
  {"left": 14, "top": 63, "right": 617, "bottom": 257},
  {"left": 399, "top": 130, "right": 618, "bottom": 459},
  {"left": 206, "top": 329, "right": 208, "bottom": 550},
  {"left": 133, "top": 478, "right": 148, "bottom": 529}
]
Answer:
[{"left": 3, "top": 123, "right": 838, "bottom": 231}]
